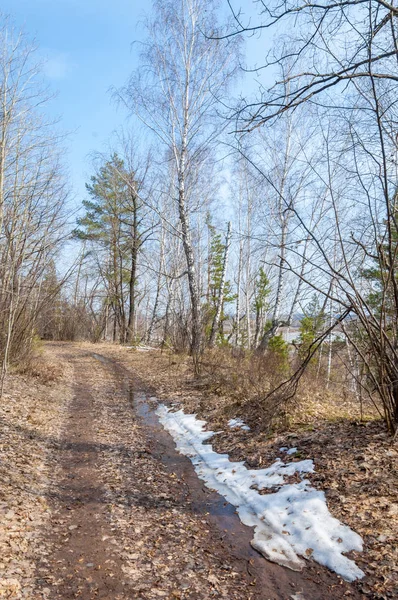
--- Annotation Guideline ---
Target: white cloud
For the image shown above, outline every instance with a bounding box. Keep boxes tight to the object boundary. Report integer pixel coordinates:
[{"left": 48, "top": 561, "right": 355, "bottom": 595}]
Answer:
[{"left": 42, "top": 51, "right": 74, "bottom": 80}]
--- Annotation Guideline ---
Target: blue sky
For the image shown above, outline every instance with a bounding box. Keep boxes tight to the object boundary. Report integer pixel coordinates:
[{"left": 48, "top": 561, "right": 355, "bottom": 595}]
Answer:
[
  {"left": 2, "top": 1, "right": 268, "bottom": 212},
  {"left": 2, "top": 0, "right": 149, "bottom": 204}
]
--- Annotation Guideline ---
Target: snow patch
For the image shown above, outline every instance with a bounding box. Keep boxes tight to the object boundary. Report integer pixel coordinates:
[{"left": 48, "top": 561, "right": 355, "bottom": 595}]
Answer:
[
  {"left": 228, "top": 418, "right": 250, "bottom": 431},
  {"left": 156, "top": 405, "right": 364, "bottom": 582},
  {"left": 280, "top": 447, "right": 298, "bottom": 455},
  {"left": 125, "top": 345, "right": 158, "bottom": 352}
]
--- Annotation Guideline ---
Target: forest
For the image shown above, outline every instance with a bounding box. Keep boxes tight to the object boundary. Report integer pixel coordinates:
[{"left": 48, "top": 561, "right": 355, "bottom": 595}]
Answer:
[
  {"left": 1, "top": 0, "right": 398, "bottom": 435},
  {"left": 0, "top": 2, "right": 397, "bottom": 597}
]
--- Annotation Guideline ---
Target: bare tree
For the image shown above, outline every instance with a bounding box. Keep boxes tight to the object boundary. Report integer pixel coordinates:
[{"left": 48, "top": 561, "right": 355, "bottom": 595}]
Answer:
[
  {"left": 0, "top": 19, "right": 70, "bottom": 389},
  {"left": 223, "top": 1, "right": 398, "bottom": 127},
  {"left": 118, "top": 0, "right": 240, "bottom": 365},
  {"left": 219, "top": 1, "right": 398, "bottom": 433}
]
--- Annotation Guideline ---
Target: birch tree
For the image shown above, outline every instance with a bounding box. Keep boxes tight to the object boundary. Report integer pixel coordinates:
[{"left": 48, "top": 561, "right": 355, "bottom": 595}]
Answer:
[
  {"left": 119, "top": 0, "right": 240, "bottom": 363},
  {"left": 208, "top": 221, "right": 232, "bottom": 347},
  {"left": 216, "top": 2, "right": 398, "bottom": 432}
]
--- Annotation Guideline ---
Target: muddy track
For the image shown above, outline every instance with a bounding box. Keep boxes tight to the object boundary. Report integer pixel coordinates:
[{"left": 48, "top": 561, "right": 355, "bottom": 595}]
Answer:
[{"left": 35, "top": 343, "right": 364, "bottom": 599}]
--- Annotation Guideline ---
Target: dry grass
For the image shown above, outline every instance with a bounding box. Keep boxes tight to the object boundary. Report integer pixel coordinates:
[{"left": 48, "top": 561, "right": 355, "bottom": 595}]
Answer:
[
  {"left": 14, "top": 353, "right": 64, "bottom": 385},
  {"left": 197, "top": 347, "right": 380, "bottom": 433},
  {"left": 93, "top": 343, "right": 380, "bottom": 433},
  {"left": 199, "top": 348, "right": 280, "bottom": 401}
]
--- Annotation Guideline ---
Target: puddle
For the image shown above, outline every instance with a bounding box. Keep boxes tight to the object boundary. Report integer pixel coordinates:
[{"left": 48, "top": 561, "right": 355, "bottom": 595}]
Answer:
[
  {"left": 93, "top": 349, "right": 308, "bottom": 559},
  {"left": 88, "top": 350, "right": 363, "bottom": 599},
  {"left": 92, "top": 353, "right": 108, "bottom": 364},
  {"left": 131, "top": 390, "right": 245, "bottom": 532}
]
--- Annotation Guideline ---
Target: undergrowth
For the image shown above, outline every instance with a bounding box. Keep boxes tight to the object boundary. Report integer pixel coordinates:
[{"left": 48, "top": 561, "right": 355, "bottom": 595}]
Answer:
[
  {"left": 15, "top": 353, "right": 64, "bottom": 384},
  {"left": 197, "top": 347, "right": 380, "bottom": 433}
]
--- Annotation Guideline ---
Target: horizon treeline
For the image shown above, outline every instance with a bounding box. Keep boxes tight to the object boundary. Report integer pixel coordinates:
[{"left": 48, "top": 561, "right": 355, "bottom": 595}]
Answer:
[{"left": 1, "top": 1, "right": 398, "bottom": 434}]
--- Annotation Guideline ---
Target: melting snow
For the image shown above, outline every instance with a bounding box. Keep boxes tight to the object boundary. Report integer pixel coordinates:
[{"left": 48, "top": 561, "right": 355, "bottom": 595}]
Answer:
[
  {"left": 156, "top": 405, "right": 364, "bottom": 582},
  {"left": 280, "top": 447, "right": 298, "bottom": 455},
  {"left": 126, "top": 345, "right": 158, "bottom": 352},
  {"left": 228, "top": 418, "right": 250, "bottom": 431}
]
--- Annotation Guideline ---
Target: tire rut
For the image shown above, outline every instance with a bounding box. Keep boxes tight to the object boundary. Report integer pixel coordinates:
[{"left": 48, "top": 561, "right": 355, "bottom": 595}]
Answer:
[{"left": 34, "top": 343, "right": 364, "bottom": 600}]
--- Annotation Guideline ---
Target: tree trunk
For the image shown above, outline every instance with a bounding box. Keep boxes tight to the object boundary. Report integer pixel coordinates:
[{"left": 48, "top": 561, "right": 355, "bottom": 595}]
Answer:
[
  {"left": 235, "top": 239, "right": 243, "bottom": 346},
  {"left": 177, "top": 142, "right": 201, "bottom": 361},
  {"left": 256, "top": 322, "right": 280, "bottom": 352},
  {"left": 147, "top": 226, "right": 164, "bottom": 343},
  {"left": 162, "top": 277, "right": 174, "bottom": 349},
  {"left": 209, "top": 222, "right": 231, "bottom": 347},
  {"left": 127, "top": 193, "right": 139, "bottom": 343}
]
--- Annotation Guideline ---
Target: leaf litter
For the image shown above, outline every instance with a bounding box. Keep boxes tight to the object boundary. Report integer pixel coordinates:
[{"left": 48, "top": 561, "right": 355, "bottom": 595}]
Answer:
[
  {"left": 98, "top": 344, "right": 398, "bottom": 600},
  {"left": 0, "top": 347, "right": 71, "bottom": 599}
]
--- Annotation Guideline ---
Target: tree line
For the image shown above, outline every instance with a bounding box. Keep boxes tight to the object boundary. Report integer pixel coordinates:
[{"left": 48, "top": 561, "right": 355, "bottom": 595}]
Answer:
[
  {"left": 0, "top": 18, "right": 69, "bottom": 393},
  {"left": 1, "top": 1, "right": 398, "bottom": 435}
]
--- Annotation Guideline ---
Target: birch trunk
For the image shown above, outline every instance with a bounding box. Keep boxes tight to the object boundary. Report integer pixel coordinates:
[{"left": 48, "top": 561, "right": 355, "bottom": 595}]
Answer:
[
  {"left": 127, "top": 192, "right": 139, "bottom": 343},
  {"left": 147, "top": 226, "right": 165, "bottom": 343},
  {"left": 235, "top": 239, "right": 243, "bottom": 346},
  {"left": 209, "top": 222, "right": 231, "bottom": 347}
]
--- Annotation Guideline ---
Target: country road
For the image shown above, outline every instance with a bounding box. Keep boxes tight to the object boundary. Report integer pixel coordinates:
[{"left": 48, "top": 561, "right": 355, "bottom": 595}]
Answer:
[
  {"left": 1, "top": 3, "right": 398, "bottom": 598},
  {"left": 26, "top": 343, "right": 363, "bottom": 599}
]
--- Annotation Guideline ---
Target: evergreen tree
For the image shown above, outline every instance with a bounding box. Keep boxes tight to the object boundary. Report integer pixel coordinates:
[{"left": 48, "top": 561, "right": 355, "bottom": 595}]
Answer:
[
  {"left": 298, "top": 294, "right": 326, "bottom": 359},
  {"left": 74, "top": 154, "right": 142, "bottom": 342},
  {"left": 205, "top": 221, "right": 235, "bottom": 344},
  {"left": 253, "top": 266, "right": 271, "bottom": 347}
]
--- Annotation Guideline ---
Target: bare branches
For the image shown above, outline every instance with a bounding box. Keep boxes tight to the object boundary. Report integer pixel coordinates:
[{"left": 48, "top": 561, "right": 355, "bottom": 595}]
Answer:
[
  {"left": 263, "top": 307, "right": 352, "bottom": 408},
  {"left": 221, "top": 1, "right": 398, "bottom": 130},
  {"left": 0, "top": 19, "right": 70, "bottom": 384}
]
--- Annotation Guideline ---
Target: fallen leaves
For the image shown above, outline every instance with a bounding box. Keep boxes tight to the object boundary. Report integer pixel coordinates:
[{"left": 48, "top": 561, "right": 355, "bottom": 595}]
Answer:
[
  {"left": 105, "top": 344, "right": 398, "bottom": 600},
  {"left": 0, "top": 349, "right": 71, "bottom": 599},
  {"left": 20, "top": 344, "right": 257, "bottom": 600},
  {"left": 0, "top": 579, "right": 21, "bottom": 599}
]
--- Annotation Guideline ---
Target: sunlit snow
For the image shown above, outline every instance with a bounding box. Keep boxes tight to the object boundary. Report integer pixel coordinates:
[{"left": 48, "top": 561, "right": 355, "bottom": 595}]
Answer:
[
  {"left": 228, "top": 417, "right": 250, "bottom": 431},
  {"left": 156, "top": 405, "right": 364, "bottom": 582}
]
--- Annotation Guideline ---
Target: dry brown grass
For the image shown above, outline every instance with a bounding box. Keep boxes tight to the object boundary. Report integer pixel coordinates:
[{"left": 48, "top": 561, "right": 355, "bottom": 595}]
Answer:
[
  {"left": 196, "top": 347, "right": 381, "bottom": 433},
  {"left": 199, "top": 348, "right": 278, "bottom": 401},
  {"left": 88, "top": 342, "right": 381, "bottom": 435},
  {"left": 14, "top": 352, "right": 65, "bottom": 385}
]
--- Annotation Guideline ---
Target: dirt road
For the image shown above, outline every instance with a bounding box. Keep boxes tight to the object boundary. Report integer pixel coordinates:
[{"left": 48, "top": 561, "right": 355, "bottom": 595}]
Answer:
[{"left": 32, "top": 343, "right": 363, "bottom": 599}]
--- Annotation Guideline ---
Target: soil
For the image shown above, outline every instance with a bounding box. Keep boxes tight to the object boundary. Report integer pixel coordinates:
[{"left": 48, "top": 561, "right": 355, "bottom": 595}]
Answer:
[
  {"left": 0, "top": 341, "right": 377, "bottom": 599},
  {"left": 87, "top": 343, "right": 398, "bottom": 600}
]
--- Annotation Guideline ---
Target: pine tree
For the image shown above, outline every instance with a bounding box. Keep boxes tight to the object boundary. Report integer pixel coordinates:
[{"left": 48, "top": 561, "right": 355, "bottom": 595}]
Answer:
[
  {"left": 298, "top": 294, "right": 326, "bottom": 359},
  {"left": 253, "top": 266, "right": 271, "bottom": 347},
  {"left": 205, "top": 221, "right": 235, "bottom": 345},
  {"left": 74, "top": 154, "right": 142, "bottom": 342}
]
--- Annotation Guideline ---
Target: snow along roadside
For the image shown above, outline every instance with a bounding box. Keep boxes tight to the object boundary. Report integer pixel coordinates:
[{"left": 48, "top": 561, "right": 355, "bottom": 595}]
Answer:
[{"left": 155, "top": 405, "right": 364, "bottom": 582}]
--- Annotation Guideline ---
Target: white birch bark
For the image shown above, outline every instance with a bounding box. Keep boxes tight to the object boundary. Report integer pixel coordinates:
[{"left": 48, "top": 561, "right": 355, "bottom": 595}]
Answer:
[{"left": 209, "top": 222, "right": 231, "bottom": 347}]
